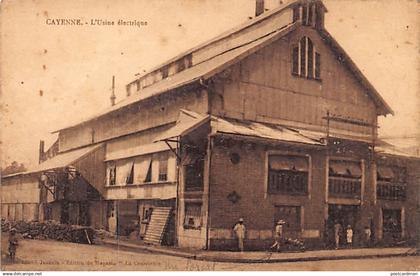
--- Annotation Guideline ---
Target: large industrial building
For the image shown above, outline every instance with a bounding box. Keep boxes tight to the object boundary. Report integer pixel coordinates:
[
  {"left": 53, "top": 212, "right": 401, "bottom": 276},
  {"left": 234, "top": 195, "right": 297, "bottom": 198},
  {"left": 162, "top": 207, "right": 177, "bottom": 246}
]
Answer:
[{"left": 2, "top": 0, "right": 419, "bottom": 250}]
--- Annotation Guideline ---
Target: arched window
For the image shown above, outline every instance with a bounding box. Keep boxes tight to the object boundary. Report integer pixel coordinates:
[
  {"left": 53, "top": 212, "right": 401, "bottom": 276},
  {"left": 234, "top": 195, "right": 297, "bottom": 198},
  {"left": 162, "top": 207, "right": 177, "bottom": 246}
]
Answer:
[{"left": 292, "top": 36, "right": 321, "bottom": 80}]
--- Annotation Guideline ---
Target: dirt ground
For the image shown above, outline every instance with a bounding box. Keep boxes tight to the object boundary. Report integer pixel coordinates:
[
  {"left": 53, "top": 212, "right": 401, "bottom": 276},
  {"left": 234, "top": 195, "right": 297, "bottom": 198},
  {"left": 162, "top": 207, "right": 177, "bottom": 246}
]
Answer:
[{"left": 1, "top": 233, "right": 419, "bottom": 271}]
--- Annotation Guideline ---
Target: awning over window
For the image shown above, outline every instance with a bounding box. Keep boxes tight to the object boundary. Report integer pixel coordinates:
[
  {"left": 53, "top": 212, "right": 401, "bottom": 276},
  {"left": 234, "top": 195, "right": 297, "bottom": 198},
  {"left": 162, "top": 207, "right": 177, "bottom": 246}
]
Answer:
[
  {"left": 211, "top": 117, "right": 324, "bottom": 146},
  {"left": 26, "top": 144, "right": 103, "bottom": 174},
  {"left": 134, "top": 156, "right": 152, "bottom": 183},
  {"left": 329, "top": 160, "right": 362, "bottom": 177},
  {"left": 377, "top": 166, "right": 394, "bottom": 180},
  {"left": 105, "top": 141, "right": 170, "bottom": 162},
  {"left": 115, "top": 160, "right": 134, "bottom": 185},
  {"left": 269, "top": 155, "right": 308, "bottom": 172},
  {"left": 154, "top": 109, "right": 210, "bottom": 142}
]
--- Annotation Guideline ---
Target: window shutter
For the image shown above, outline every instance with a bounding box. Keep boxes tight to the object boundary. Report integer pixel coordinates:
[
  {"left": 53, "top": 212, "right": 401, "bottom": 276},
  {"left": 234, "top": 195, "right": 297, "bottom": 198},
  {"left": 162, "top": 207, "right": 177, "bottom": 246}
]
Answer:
[
  {"left": 300, "top": 37, "right": 307, "bottom": 77},
  {"left": 302, "top": 5, "right": 308, "bottom": 25},
  {"left": 315, "top": 52, "right": 321, "bottom": 79},
  {"left": 292, "top": 6, "right": 300, "bottom": 22},
  {"left": 307, "top": 39, "right": 314, "bottom": 78},
  {"left": 308, "top": 3, "right": 315, "bottom": 26},
  {"left": 144, "top": 160, "right": 152, "bottom": 183},
  {"left": 126, "top": 162, "right": 134, "bottom": 185},
  {"left": 292, "top": 47, "right": 299, "bottom": 75}
]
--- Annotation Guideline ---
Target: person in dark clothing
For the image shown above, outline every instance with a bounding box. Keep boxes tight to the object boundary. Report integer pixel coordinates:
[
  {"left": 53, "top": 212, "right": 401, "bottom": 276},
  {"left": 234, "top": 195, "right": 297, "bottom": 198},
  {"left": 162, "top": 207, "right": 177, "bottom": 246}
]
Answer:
[{"left": 8, "top": 228, "right": 18, "bottom": 261}]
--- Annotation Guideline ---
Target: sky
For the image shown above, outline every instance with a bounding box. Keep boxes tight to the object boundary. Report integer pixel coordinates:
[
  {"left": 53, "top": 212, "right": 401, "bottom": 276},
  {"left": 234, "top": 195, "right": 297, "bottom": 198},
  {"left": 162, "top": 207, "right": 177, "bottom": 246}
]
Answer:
[{"left": 0, "top": 0, "right": 418, "bottom": 169}]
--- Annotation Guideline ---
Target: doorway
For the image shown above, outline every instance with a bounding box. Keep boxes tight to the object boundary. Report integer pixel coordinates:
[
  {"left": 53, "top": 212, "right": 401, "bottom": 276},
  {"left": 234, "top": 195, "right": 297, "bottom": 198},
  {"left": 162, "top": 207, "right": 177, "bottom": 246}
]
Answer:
[{"left": 326, "top": 204, "right": 359, "bottom": 247}]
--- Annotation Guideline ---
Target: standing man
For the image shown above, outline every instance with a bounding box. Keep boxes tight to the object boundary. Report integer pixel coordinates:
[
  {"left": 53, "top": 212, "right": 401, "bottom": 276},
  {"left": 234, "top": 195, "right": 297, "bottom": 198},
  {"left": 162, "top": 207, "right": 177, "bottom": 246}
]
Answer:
[
  {"left": 233, "top": 218, "right": 246, "bottom": 252},
  {"left": 364, "top": 226, "right": 372, "bottom": 247},
  {"left": 346, "top": 225, "right": 354, "bottom": 248},
  {"left": 334, "top": 221, "right": 342, "bottom": 249},
  {"left": 270, "top": 220, "right": 286, "bottom": 251}
]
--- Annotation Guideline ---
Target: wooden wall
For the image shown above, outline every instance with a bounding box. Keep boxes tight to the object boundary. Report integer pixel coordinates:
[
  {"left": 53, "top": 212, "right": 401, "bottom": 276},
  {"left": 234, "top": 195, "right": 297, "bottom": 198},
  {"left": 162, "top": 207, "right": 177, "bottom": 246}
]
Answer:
[
  {"left": 1, "top": 174, "right": 40, "bottom": 204},
  {"left": 127, "top": 5, "right": 293, "bottom": 93},
  {"left": 59, "top": 88, "right": 208, "bottom": 152},
  {"left": 211, "top": 26, "right": 378, "bottom": 138},
  {"left": 73, "top": 145, "right": 106, "bottom": 196}
]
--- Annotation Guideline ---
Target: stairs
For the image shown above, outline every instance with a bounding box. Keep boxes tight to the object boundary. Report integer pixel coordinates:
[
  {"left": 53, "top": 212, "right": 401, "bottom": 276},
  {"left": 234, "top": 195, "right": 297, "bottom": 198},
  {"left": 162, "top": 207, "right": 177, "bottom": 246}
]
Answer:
[{"left": 143, "top": 207, "right": 173, "bottom": 245}]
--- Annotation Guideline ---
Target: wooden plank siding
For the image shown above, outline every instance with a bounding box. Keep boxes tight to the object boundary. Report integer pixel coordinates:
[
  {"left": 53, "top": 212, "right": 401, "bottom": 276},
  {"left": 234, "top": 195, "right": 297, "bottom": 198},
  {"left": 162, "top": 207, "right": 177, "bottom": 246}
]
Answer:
[
  {"left": 211, "top": 26, "right": 378, "bottom": 138},
  {"left": 1, "top": 175, "right": 40, "bottom": 204},
  {"left": 59, "top": 88, "right": 209, "bottom": 152},
  {"left": 73, "top": 145, "right": 107, "bottom": 196}
]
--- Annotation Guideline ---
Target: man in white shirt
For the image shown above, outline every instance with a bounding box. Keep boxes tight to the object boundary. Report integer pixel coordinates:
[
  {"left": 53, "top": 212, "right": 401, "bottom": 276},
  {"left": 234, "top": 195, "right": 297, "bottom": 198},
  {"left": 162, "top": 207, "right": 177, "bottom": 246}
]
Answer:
[
  {"left": 270, "top": 219, "right": 286, "bottom": 251},
  {"left": 233, "top": 218, "right": 246, "bottom": 252}
]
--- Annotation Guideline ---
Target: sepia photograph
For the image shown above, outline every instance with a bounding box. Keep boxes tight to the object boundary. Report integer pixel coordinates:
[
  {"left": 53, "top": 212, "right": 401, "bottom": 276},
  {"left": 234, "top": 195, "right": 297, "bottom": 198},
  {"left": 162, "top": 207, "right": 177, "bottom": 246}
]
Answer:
[{"left": 0, "top": 0, "right": 419, "bottom": 273}]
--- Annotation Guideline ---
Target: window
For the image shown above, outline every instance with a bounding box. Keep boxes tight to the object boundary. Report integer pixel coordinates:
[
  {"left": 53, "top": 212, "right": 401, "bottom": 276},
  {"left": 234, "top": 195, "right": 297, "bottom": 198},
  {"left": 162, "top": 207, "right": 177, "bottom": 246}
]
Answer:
[
  {"left": 292, "top": 36, "right": 321, "bottom": 80},
  {"left": 296, "top": 3, "right": 316, "bottom": 26},
  {"left": 274, "top": 205, "right": 301, "bottom": 231},
  {"left": 267, "top": 155, "right": 309, "bottom": 195},
  {"left": 108, "top": 162, "right": 116, "bottom": 186},
  {"left": 144, "top": 161, "right": 152, "bottom": 183},
  {"left": 161, "top": 67, "right": 169, "bottom": 79},
  {"left": 292, "top": 6, "right": 300, "bottom": 23},
  {"left": 126, "top": 85, "right": 132, "bottom": 97},
  {"left": 126, "top": 163, "right": 134, "bottom": 185},
  {"left": 184, "top": 155, "right": 204, "bottom": 191},
  {"left": 383, "top": 209, "right": 402, "bottom": 234},
  {"left": 377, "top": 166, "right": 407, "bottom": 201},
  {"left": 142, "top": 207, "right": 153, "bottom": 223},
  {"left": 184, "top": 202, "right": 202, "bottom": 229},
  {"left": 302, "top": 5, "right": 308, "bottom": 25},
  {"left": 328, "top": 160, "right": 362, "bottom": 198},
  {"left": 134, "top": 156, "right": 152, "bottom": 184},
  {"left": 177, "top": 59, "right": 185, "bottom": 72},
  {"left": 315, "top": 52, "right": 321, "bottom": 79},
  {"left": 293, "top": 3, "right": 322, "bottom": 26},
  {"left": 158, "top": 156, "right": 168, "bottom": 182}
]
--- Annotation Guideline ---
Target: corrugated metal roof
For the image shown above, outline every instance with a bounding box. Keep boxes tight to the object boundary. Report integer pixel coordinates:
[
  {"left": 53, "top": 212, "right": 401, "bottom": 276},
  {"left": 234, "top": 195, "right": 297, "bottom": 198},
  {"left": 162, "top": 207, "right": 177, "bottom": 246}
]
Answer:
[
  {"left": 53, "top": 23, "right": 298, "bottom": 132},
  {"left": 153, "top": 109, "right": 210, "bottom": 142},
  {"left": 25, "top": 144, "right": 103, "bottom": 174},
  {"left": 54, "top": 0, "right": 392, "bottom": 134},
  {"left": 211, "top": 117, "right": 324, "bottom": 145},
  {"left": 375, "top": 146, "right": 420, "bottom": 159},
  {"left": 133, "top": 0, "right": 307, "bottom": 80},
  {"left": 154, "top": 109, "right": 325, "bottom": 146}
]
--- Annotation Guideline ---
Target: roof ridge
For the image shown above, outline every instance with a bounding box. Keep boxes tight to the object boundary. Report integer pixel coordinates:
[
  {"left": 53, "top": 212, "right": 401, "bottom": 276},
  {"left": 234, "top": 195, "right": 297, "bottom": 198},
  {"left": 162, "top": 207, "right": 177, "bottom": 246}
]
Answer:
[{"left": 131, "top": 0, "right": 300, "bottom": 82}]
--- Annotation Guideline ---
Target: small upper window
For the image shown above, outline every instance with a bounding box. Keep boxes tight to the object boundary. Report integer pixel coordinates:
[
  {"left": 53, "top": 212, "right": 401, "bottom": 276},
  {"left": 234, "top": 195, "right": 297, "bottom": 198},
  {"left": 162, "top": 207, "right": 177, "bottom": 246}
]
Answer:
[
  {"left": 161, "top": 67, "right": 169, "bottom": 79},
  {"left": 292, "top": 36, "right": 321, "bottom": 80},
  {"left": 108, "top": 162, "right": 116, "bottom": 186},
  {"left": 294, "top": 3, "right": 317, "bottom": 26}
]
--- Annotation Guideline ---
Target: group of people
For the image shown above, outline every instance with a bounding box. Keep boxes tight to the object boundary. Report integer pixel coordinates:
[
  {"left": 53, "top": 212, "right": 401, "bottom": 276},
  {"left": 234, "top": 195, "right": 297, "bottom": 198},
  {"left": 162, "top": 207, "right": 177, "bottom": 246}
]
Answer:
[
  {"left": 333, "top": 222, "right": 372, "bottom": 249},
  {"left": 333, "top": 222, "right": 353, "bottom": 249},
  {"left": 233, "top": 218, "right": 286, "bottom": 252},
  {"left": 234, "top": 218, "right": 373, "bottom": 252}
]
